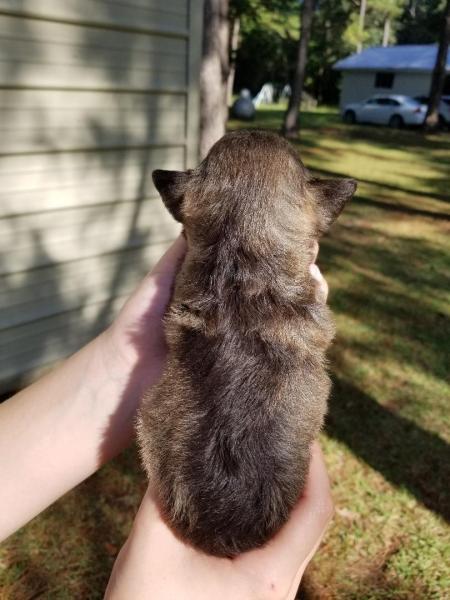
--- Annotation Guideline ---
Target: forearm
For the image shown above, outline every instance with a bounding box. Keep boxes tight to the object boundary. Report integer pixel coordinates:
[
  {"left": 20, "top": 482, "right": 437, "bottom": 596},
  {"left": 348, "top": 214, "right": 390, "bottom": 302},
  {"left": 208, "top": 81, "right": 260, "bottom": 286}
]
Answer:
[
  {"left": 0, "top": 236, "right": 185, "bottom": 542},
  {"left": 0, "top": 330, "right": 140, "bottom": 541}
]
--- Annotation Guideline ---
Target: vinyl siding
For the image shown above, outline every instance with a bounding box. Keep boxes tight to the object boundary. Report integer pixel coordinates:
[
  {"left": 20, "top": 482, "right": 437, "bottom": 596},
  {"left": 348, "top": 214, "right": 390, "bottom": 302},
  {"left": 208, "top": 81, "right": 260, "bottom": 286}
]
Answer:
[
  {"left": 339, "top": 70, "right": 432, "bottom": 108},
  {"left": 0, "top": 0, "right": 202, "bottom": 390}
]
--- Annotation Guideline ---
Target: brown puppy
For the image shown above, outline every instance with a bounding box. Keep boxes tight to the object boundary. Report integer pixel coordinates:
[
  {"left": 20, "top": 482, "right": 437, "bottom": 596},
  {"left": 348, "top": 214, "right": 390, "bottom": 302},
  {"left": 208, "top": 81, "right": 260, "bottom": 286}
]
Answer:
[{"left": 137, "top": 129, "right": 356, "bottom": 557}]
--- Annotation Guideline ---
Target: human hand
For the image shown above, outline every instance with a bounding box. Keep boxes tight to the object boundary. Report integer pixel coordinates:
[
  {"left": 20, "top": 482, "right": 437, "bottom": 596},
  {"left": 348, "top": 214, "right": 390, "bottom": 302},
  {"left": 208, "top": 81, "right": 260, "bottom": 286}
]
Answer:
[
  {"left": 96, "top": 234, "right": 187, "bottom": 421},
  {"left": 105, "top": 441, "right": 333, "bottom": 599},
  {"left": 310, "top": 240, "right": 328, "bottom": 303}
]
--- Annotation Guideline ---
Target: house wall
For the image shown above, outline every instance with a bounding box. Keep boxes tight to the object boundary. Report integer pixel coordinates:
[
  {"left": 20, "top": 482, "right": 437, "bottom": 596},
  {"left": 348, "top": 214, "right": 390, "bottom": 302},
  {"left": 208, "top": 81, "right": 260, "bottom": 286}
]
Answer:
[
  {"left": 339, "top": 70, "right": 431, "bottom": 109},
  {"left": 0, "top": 0, "right": 203, "bottom": 391}
]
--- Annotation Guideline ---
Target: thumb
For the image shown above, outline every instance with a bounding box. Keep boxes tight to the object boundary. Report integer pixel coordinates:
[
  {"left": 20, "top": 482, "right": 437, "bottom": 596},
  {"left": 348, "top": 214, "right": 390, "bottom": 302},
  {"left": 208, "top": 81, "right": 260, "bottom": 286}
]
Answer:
[{"left": 310, "top": 264, "right": 328, "bottom": 304}]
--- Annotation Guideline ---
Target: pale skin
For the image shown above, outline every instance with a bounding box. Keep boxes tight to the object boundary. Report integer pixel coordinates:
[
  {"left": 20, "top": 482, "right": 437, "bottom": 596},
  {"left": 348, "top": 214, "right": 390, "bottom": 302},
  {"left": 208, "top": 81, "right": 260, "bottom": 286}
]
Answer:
[{"left": 0, "top": 235, "right": 332, "bottom": 599}]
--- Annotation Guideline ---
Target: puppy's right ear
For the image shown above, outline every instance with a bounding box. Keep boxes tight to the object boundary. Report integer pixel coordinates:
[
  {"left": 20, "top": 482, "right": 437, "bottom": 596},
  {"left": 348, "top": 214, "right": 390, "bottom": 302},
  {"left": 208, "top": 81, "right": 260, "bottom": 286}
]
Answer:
[
  {"left": 152, "top": 169, "right": 190, "bottom": 223},
  {"left": 310, "top": 177, "right": 357, "bottom": 233}
]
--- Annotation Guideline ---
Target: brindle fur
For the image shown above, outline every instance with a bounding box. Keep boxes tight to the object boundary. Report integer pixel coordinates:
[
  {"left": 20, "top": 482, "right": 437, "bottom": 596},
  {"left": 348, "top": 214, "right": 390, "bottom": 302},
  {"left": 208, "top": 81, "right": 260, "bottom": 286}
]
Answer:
[{"left": 137, "top": 129, "right": 356, "bottom": 557}]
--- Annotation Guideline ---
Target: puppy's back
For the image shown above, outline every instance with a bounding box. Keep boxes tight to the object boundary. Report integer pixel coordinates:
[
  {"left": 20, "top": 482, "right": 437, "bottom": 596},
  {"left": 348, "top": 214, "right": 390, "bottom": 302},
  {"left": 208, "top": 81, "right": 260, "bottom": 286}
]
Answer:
[{"left": 138, "top": 317, "right": 325, "bottom": 556}]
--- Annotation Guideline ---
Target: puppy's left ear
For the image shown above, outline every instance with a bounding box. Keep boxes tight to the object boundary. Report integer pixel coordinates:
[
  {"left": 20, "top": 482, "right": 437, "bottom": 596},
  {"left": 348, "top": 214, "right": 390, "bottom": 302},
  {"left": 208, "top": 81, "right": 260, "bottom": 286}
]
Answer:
[
  {"left": 310, "top": 177, "right": 357, "bottom": 233},
  {"left": 152, "top": 169, "right": 191, "bottom": 223}
]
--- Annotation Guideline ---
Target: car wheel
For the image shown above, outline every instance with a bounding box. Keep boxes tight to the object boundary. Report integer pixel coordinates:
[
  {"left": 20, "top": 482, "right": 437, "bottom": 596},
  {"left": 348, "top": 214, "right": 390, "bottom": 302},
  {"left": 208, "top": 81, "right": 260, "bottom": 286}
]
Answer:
[
  {"left": 389, "top": 115, "right": 404, "bottom": 129},
  {"left": 343, "top": 110, "right": 356, "bottom": 124}
]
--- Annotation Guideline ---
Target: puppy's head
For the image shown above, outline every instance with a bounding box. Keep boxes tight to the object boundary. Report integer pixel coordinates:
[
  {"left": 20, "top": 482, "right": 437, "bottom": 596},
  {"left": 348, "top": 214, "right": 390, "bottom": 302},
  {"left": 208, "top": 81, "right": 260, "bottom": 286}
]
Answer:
[{"left": 152, "top": 130, "right": 356, "bottom": 247}]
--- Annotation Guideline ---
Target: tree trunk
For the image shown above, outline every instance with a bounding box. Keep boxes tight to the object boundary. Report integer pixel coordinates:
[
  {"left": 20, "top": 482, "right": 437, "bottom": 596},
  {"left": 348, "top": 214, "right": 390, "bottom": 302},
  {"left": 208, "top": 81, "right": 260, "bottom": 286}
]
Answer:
[
  {"left": 357, "top": 0, "right": 367, "bottom": 53},
  {"left": 382, "top": 17, "right": 390, "bottom": 47},
  {"left": 281, "top": 0, "right": 315, "bottom": 138},
  {"left": 199, "top": 0, "right": 230, "bottom": 159},
  {"left": 227, "top": 16, "right": 240, "bottom": 105},
  {"left": 424, "top": 0, "right": 450, "bottom": 131}
]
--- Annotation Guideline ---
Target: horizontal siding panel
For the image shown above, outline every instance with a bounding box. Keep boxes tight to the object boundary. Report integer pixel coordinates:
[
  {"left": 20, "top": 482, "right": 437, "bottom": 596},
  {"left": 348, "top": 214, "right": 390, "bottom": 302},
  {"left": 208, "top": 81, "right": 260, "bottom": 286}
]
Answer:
[
  {"left": 0, "top": 90, "right": 186, "bottom": 153},
  {"left": 0, "top": 295, "right": 127, "bottom": 382},
  {"left": 0, "top": 239, "right": 179, "bottom": 328},
  {"left": 0, "top": 145, "right": 185, "bottom": 215},
  {"left": 0, "top": 0, "right": 188, "bottom": 32},
  {"left": 0, "top": 14, "right": 187, "bottom": 90},
  {"left": 0, "top": 0, "right": 201, "bottom": 391},
  {"left": 0, "top": 294, "right": 125, "bottom": 351},
  {"left": 0, "top": 198, "right": 178, "bottom": 275},
  {"left": 2, "top": 198, "right": 170, "bottom": 236},
  {"left": 0, "top": 237, "right": 175, "bottom": 383}
]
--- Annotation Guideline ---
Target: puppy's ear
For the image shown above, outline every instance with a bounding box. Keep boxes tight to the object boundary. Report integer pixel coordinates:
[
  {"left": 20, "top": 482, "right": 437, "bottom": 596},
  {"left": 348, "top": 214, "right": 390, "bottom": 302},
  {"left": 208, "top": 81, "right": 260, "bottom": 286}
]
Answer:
[
  {"left": 152, "top": 169, "right": 190, "bottom": 223},
  {"left": 310, "top": 177, "right": 357, "bottom": 232}
]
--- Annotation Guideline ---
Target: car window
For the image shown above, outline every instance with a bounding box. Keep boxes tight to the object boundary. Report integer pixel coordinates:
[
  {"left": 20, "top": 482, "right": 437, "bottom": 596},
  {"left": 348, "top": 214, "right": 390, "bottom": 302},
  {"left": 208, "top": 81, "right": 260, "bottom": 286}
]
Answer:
[
  {"left": 388, "top": 99, "right": 401, "bottom": 106},
  {"left": 366, "top": 98, "right": 378, "bottom": 105},
  {"left": 377, "top": 98, "right": 391, "bottom": 105},
  {"left": 405, "top": 98, "right": 421, "bottom": 108}
]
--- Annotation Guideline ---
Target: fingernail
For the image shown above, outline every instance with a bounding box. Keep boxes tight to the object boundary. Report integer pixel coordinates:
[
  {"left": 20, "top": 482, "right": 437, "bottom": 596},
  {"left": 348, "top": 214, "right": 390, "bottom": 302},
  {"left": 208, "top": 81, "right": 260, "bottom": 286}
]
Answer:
[{"left": 310, "top": 264, "right": 321, "bottom": 280}]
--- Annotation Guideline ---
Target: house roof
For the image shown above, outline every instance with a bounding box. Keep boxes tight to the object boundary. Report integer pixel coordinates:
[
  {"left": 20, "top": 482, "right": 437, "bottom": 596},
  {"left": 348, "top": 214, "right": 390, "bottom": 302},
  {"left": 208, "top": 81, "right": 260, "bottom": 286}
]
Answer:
[{"left": 334, "top": 44, "right": 450, "bottom": 73}]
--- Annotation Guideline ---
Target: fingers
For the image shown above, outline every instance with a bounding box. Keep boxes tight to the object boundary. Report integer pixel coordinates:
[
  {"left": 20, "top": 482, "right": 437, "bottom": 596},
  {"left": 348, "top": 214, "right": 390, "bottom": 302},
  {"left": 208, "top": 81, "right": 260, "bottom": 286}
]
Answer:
[
  {"left": 310, "top": 263, "right": 328, "bottom": 304},
  {"left": 309, "top": 243, "right": 328, "bottom": 304},
  {"left": 143, "top": 234, "right": 187, "bottom": 317},
  {"left": 277, "top": 442, "right": 333, "bottom": 564},
  {"left": 150, "top": 234, "right": 187, "bottom": 281},
  {"left": 239, "top": 442, "right": 333, "bottom": 587},
  {"left": 118, "top": 235, "right": 187, "bottom": 325}
]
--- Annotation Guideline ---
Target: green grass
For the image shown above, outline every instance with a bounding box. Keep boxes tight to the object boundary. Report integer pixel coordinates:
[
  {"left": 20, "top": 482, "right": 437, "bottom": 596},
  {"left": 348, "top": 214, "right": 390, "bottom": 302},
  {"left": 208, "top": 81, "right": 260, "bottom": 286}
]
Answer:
[
  {"left": 231, "top": 105, "right": 450, "bottom": 598},
  {"left": 1, "top": 106, "right": 449, "bottom": 599}
]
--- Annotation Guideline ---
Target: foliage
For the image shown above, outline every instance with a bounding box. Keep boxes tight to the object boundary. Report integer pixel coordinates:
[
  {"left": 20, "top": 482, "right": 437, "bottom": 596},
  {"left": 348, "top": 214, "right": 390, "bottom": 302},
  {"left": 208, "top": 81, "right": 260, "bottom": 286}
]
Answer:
[
  {"left": 307, "top": 0, "right": 354, "bottom": 104},
  {"left": 233, "top": 0, "right": 298, "bottom": 94},
  {"left": 234, "top": 0, "right": 447, "bottom": 105},
  {"left": 397, "top": 0, "right": 447, "bottom": 43},
  {"left": 343, "top": 0, "right": 408, "bottom": 51}
]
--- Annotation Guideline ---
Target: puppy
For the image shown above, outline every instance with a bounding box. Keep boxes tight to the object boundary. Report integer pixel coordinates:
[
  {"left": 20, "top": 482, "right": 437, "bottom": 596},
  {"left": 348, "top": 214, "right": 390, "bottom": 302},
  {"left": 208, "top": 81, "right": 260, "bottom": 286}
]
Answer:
[{"left": 137, "top": 129, "right": 356, "bottom": 557}]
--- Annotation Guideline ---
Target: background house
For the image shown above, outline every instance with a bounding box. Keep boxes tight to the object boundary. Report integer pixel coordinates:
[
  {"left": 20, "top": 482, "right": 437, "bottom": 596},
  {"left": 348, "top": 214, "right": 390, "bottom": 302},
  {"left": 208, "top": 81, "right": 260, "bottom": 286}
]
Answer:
[
  {"left": 334, "top": 44, "right": 450, "bottom": 109},
  {"left": 0, "top": 0, "right": 202, "bottom": 392}
]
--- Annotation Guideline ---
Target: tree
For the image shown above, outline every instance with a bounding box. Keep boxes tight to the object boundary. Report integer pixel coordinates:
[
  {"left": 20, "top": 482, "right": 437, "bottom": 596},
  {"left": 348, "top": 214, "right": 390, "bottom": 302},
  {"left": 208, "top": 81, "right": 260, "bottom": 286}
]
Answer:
[
  {"left": 199, "top": 0, "right": 230, "bottom": 159},
  {"left": 424, "top": 0, "right": 450, "bottom": 130},
  {"left": 357, "top": 0, "right": 367, "bottom": 53},
  {"left": 200, "top": 0, "right": 295, "bottom": 158},
  {"left": 370, "top": 0, "right": 406, "bottom": 46},
  {"left": 307, "top": 0, "right": 353, "bottom": 104},
  {"left": 233, "top": 0, "right": 298, "bottom": 95},
  {"left": 345, "top": 0, "right": 406, "bottom": 52},
  {"left": 397, "top": 0, "right": 445, "bottom": 44},
  {"left": 227, "top": 13, "right": 240, "bottom": 104},
  {"left": 282, "top": 0, "right": 315, "bottom": 138}
]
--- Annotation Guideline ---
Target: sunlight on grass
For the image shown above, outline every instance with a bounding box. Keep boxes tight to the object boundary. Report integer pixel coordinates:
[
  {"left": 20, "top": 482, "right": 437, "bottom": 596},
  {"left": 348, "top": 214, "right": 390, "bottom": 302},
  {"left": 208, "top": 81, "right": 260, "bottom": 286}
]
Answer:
[
  {"left": 230, "top": 106, "right": 450, "bottom": 598},
  {"left": 1, "top": 106, "right": 449, "bottom": 599}
]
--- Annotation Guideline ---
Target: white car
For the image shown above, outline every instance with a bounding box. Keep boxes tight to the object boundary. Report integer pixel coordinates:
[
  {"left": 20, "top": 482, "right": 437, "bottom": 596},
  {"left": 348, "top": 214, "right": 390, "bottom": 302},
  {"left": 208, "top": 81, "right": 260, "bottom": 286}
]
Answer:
[{"left": 342, "top": 94, "right": 426, "bottom": 128}]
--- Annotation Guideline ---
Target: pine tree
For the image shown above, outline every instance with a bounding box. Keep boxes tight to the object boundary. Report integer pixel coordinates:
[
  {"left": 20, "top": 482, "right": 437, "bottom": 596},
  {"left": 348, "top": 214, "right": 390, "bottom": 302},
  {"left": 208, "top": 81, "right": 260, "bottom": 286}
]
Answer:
[{"left": 281, "top": 0, "right": 315, "bottom": 138}]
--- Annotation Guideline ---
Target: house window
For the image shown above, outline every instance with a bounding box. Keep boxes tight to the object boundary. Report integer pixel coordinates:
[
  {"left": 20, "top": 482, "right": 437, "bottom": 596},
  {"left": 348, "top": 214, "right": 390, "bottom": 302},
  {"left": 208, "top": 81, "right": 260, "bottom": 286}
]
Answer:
[{"left": 375, "top": 72, "right": 394, "bottom": 89}]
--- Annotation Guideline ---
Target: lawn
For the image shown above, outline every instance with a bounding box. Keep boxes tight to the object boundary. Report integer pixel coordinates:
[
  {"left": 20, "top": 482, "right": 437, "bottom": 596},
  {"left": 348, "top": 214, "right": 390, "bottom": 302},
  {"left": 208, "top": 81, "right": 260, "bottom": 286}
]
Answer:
[{"left": 1, "top": 106, "right": 449, "bottom": 599}]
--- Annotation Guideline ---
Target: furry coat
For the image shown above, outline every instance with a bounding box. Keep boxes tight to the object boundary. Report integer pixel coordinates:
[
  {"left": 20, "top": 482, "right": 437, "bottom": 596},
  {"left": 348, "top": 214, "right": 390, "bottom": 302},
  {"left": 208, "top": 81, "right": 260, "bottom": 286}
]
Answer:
[{"left": 137, "top": 129, "right": 356, "bottom": 557}]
